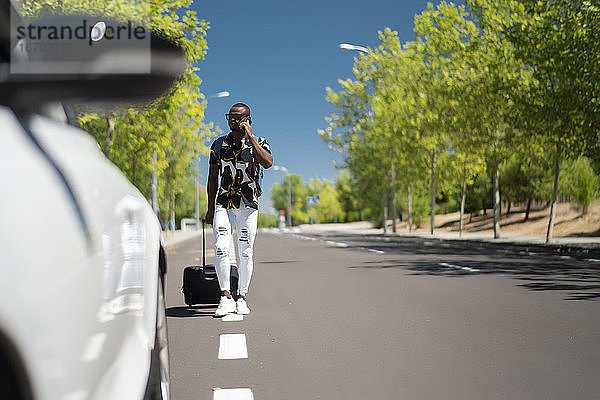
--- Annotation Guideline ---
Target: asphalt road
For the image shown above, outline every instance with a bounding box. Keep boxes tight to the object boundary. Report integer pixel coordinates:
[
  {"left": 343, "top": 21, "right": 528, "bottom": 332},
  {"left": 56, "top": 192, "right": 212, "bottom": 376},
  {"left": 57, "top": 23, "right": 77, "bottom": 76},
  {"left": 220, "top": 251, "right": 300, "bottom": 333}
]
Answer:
[{"left": 164, "top": 229, "right": 600, "bottom": 400}]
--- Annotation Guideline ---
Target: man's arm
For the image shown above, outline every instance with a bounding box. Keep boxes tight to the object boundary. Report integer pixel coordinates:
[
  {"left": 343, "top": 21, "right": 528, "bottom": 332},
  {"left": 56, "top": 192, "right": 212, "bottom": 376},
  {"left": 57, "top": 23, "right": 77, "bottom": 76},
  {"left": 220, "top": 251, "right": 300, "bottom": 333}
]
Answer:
[
  {"left": 240, "top": 121, "right": 273, "bottom": 169},
  {"left": 205, "top": 163, "right": 219, "bottom": 225}
]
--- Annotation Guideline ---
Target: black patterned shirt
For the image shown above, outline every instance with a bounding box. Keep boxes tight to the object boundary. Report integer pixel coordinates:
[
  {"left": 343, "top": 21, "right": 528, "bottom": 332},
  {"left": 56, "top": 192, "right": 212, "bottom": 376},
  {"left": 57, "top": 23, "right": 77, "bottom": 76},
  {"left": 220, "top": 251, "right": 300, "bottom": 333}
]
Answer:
[{"left": 209, "top": 133, "right": 272, "bottom": 209}]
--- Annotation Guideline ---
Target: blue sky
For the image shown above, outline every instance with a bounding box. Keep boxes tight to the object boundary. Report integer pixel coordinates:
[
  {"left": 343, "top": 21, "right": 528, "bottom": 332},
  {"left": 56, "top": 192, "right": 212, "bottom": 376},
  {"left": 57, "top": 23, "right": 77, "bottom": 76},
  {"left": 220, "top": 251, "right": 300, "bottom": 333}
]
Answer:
[{"left": 192, "top": 0, "right": 437, "bottom": 213}]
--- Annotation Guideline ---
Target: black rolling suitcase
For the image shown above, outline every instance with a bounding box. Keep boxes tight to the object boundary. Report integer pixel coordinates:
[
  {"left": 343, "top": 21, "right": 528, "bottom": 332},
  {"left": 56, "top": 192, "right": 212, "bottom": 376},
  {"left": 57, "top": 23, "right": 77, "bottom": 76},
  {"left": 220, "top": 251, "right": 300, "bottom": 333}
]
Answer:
[{"left": 182, "top": 220, "right": 238, "bottom": 306}]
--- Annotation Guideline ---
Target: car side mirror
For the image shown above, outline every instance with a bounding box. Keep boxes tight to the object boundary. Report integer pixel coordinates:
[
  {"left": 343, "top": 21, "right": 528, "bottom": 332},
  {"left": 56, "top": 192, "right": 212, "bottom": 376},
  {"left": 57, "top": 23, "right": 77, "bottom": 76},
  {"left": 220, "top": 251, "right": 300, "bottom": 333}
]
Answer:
[{"left": 0, "top": 7, "right": 186, "bottom": 109}]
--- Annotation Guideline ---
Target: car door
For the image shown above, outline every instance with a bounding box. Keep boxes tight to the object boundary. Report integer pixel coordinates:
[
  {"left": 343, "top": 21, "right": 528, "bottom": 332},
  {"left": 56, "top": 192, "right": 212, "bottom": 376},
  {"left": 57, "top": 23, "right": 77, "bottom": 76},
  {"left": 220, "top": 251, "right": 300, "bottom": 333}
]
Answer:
[{"left": 23, "top": 112, "right": 162, "bottom": 400}]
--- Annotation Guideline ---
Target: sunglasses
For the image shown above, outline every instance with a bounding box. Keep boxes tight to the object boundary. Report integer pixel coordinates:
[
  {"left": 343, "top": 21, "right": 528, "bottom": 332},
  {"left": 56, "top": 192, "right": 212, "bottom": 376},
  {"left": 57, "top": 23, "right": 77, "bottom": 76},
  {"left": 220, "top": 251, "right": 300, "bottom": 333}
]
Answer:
[{"left": 225, "top": 113, "right": 250, "bottom": 121}]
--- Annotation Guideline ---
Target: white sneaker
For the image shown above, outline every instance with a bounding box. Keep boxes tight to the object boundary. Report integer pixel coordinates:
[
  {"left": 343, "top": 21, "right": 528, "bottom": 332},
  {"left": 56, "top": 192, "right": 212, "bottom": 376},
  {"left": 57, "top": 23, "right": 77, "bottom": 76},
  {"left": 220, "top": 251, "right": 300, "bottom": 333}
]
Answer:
[
  {"left": 236, "top": 298, "right": 250, "bottom": 315},
  {"left": 215, "top": 296, "right": 236, "bottom": 317}
]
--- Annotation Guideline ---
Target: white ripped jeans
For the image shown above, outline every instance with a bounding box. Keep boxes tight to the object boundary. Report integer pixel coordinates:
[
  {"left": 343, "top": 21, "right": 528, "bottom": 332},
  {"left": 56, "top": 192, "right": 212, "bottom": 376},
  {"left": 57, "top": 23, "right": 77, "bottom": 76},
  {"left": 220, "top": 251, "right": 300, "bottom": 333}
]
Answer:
[{"left": 213, "top": 204, "right": 258, "bottom": 297}]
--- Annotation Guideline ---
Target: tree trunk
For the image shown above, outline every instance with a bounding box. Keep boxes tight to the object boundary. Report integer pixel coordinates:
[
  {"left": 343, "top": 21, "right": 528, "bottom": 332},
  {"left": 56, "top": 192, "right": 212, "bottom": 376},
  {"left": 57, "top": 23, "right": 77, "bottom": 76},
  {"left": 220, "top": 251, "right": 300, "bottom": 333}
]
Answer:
[
  {"left": 382, "top": 191, "right": 388, "bottom": 234},
  {"left": 459, "top": 160, "right": 467, "bottom": 238},
  {"left": 164, "top": 184, "right": 170, "bottom": 230},
  {"left": 171, "top": 189, "right": 176, "bottom": 231},
  {"left": 391, "top": 163, "right": 397, "bottom": 233},
  {"left": 493, "top": 156, "right": 501, "bottom": 239},
  {"left": 507, "top": 201, "right": 511, "bottom": 215},
  {"left": 430, "top": 150, "right": 437, "bottom": 235},
  {"left": 524, "top": 199, "right": 532, "bottom": 221},
  {"left": 103, "top": 116, "right": 115, "bottom": 158},
  {"left": 546, "top": 142, "right": 562, "bottom": 243},
  {"left": 407, "top": 183, "right": 413, "bottom": 232}
]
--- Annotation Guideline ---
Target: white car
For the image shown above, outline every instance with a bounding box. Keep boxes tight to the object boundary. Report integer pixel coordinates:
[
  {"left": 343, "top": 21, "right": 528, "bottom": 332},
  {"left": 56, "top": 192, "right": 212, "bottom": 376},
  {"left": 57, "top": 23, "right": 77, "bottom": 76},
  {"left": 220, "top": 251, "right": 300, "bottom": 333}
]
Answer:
[{"left": 0, "top": 3, "right": 184, "bottom": 400}]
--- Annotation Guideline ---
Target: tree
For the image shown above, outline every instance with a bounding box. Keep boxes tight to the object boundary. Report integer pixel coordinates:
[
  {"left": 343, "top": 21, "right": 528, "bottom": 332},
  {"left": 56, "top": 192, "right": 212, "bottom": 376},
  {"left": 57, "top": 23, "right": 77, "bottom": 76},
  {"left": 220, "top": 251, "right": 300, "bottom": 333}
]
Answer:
[
  {"left": 461, "top": 0, "right": 533, "bottom": 238},
  {"left": 410, "top": 2, "right": 491, "bottom": 235},
  {"left": 370, "top": 30, "right": 429, "bottom": 232},
  {"left": 320, "top": 42, "right": 396, "bottom": 229},
  {"left": 306, "top": 178, "right": 343, "bottom": 224},
  {"left": 500, "top": 153, "right": 553, "bottom": 219},
  {"left": 465, "top": 171, "right": 493, "bottom": 219},
  {"left": 320, "top": 0, "right": 595, "bottom": 240},
  {"left": 447, "top": 151, "right": 486, "bottom": 235},
  {"left": 560, "top": 156, "right": 600, "bottom": 215},
  {"left": 335, "top": 170, "right": 361, "bottom": 222},
  {"left": 503, "top": 0, "right": 600, "bottom": 241},
  {"left": 22, "top": 0, "right": 214, "bottom": 228},
  {"left": 272, "top": 175, "right": 344, "bottom": 225},
  {"left": 271, "top": 174, "right": 310, "bottom": 226}
]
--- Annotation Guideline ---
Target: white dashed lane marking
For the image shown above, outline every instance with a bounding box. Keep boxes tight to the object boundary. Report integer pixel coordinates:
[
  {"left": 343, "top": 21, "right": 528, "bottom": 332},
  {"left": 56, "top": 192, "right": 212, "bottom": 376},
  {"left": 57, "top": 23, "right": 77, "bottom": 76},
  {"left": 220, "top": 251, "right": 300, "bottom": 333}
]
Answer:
[
  {"left": 439, "top": 262, "right": 480, "bottom": 272},
  {"left": 213, "top": 388, "right": 254, "bottom": 400},
  {"left": 286, "top": 233, "right": 386, "bottom": 254},
  {"left": 218, "top": 334, "right": 248, "bottom": 360},
  {"left": 366, "top": 248, "right": 385, "bottom": 254},
  {"left": 222, "top": 313, "right": 244, "bottom": 322},
  {"left": 325, "top": 240, "right": 349, "bottom": 247},
  {"left": 519, "top": 251, "right": 538, "bottom": 256}
]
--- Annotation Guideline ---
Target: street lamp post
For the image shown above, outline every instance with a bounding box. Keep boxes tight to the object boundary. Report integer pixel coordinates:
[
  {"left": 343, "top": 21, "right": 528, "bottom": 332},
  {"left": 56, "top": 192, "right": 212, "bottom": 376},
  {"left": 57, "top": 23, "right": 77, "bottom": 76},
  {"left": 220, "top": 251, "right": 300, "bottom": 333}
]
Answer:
[{"left": 273, "top": 165, "right": 292, "bottom": 227}]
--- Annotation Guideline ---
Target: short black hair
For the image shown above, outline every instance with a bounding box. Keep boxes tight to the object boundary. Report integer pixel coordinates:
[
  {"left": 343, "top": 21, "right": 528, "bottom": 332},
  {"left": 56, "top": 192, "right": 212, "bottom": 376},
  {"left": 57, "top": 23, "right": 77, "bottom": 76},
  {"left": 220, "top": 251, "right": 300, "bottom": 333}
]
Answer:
[{"left": 230, "top": 103, "right": 250, "bottom": 114}]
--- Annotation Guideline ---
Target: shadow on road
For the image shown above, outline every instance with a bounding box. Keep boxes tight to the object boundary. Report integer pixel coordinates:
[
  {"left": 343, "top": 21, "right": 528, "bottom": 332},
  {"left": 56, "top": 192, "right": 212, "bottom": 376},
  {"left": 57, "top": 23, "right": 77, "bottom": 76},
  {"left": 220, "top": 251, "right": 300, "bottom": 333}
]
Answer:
[
  {"left": 166, "top": 305, "right": 216, "bottom": 318},
  {"left": 312, "top": 233, "right": 600, "bottom": 301}
]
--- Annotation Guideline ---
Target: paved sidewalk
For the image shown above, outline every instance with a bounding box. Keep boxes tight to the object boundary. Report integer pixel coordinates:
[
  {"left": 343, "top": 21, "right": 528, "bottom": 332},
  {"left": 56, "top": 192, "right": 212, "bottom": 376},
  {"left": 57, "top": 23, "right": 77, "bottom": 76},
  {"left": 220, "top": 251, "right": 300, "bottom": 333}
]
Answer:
[
  {"left": 166, "top": 222, "right": 600, "bottom": 250},
  {"left": 388, "top": 229, "right": 600, "bottom": 248},
  {"left": 162, "top": 229, "right": 203, "bottom": 248},
  {"left": 292, "top": 221, "right": 600, "bottom": 250}
]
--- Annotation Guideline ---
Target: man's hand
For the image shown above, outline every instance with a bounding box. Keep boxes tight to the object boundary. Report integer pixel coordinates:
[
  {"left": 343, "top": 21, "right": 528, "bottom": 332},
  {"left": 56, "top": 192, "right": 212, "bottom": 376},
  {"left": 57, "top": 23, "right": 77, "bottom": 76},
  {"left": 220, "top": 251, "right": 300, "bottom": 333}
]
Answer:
[
  {"left": 240, "top": 120, "right": 253, "bottom": 140},
  {"left": 239, "top": 117, "right": 273, "bottom": 169},
  {"left": 204, "top": 208, "right": 214, "bottom": 225}
]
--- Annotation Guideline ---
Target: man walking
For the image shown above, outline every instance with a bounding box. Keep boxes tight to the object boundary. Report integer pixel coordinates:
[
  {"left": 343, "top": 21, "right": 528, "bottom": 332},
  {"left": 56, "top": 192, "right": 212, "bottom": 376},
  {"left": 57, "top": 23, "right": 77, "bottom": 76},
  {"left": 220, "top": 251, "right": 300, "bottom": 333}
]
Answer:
[{"left": 205, "top": 103, "right": 273, "bottom": 316}]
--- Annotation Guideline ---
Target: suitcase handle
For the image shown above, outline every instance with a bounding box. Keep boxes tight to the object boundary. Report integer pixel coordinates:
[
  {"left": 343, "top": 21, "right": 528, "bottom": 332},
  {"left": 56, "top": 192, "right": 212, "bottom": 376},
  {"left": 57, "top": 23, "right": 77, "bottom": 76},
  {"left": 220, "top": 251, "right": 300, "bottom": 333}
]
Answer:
[{"left": 202, "top": 218, "right": 206, "bottom": 267}]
